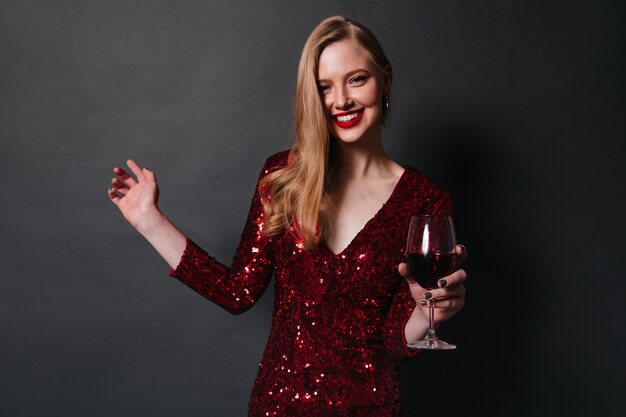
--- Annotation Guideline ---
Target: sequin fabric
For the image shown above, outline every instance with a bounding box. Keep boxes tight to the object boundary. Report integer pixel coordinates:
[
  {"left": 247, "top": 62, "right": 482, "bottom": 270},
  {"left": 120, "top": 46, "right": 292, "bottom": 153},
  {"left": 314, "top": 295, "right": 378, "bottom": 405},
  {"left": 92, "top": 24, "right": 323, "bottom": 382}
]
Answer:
[{"left": 170, "top": 151, "right": 452, "bottom": 417}]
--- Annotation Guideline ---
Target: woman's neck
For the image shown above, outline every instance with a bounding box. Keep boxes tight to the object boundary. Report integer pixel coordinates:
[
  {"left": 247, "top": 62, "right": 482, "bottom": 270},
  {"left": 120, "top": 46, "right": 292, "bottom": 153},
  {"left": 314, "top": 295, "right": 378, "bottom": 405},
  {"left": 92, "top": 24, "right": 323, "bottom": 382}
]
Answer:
[{"left": 331, "top": 135, "right": 398, "bottom": 180}]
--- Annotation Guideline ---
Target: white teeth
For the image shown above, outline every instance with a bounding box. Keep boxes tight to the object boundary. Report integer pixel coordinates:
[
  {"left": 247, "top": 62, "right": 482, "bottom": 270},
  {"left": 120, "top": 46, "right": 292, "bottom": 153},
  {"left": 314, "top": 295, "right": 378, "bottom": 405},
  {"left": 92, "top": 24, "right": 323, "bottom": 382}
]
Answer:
[{"left": 336, "top": 111, "right": 360, "bottom": 122}]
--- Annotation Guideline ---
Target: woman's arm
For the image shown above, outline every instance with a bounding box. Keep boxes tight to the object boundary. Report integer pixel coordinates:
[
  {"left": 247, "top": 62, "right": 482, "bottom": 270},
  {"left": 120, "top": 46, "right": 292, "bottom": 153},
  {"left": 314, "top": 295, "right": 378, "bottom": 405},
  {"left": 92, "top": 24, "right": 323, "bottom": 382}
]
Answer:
[
  {"left": 167, "top": 154, "right": 283, "bottom": 314},
  {"left": 382, "top": 245, "right": 467, "bottom": 361},
  {"left": 108, "top": 154, "right": 284, "bottom": 314},
  {"left": 383, "top": 182, "right": 467, "bottom": 359}
]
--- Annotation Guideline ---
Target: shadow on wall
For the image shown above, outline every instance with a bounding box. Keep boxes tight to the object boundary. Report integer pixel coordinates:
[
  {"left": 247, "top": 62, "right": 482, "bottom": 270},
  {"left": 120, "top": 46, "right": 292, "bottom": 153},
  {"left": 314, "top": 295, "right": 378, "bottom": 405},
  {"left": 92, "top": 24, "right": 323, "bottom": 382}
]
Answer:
[{"left": 398, "top": 119, "right": 533, "bottom": 417}]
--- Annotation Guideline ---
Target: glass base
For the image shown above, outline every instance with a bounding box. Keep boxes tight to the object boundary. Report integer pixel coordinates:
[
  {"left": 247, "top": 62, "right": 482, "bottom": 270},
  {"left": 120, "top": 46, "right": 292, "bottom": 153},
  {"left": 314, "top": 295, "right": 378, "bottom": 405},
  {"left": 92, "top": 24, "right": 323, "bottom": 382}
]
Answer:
[{"left": 407, "top": 330, "right": 456, "bottom": 350}]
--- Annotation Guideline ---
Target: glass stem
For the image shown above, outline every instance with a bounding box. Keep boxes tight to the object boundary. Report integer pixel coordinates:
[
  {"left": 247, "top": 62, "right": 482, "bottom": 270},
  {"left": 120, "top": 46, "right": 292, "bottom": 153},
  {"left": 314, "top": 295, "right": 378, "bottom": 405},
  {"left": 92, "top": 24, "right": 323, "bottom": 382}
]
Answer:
[{"left": 428, "top": 299, "right": 435, "bottom": 335}]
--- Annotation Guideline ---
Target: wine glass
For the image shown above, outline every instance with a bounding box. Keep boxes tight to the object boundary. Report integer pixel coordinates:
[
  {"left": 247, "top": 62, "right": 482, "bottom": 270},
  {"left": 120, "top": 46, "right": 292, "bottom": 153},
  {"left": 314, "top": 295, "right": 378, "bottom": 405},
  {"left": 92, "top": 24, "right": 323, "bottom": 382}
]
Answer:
[{"left": 406, "top": 215, "right": 457, "bottom": 350}]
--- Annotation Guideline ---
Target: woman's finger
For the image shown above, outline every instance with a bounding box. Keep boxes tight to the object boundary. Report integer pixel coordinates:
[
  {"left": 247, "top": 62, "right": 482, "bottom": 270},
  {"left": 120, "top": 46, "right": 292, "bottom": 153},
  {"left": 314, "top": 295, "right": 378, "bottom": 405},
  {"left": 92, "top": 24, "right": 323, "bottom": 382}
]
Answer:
[
  {"left": 111, "top": 177, "right": 129, "bottom": 192},
  {"left": 421, "top": 284, "right": 465, "bottom": 302},
  {"left": 108, "top": 187, "right": 121, "bottom": 205},
  {"left": 424, "top": 296, "right": 464, "bottom": 310},
  {"left": 111, "top": 178, "right": 129, "bottom": 196},
  {"left": 142, "top": 167, "right": 157, "bottom": 183},
  {"left": 437, "top": 268, "right": 467, "bottom": 289},
  {"left": 126, "top": 159, "right": 146, "bottom": 182},
  {"left": 112, "top": 184, "right": 128, "bottom": 196},
  {"left": 398, "top": 262, "right": 418, "bottom": 285},
  {"left": 422, "top": 276, "right": 466, "bottom": 301},
  {"left": 455, "top": 244, "right": 468, "bottom": 266},
  {"left": 113, "top": 167, "right": 137, "bottom": 187}
]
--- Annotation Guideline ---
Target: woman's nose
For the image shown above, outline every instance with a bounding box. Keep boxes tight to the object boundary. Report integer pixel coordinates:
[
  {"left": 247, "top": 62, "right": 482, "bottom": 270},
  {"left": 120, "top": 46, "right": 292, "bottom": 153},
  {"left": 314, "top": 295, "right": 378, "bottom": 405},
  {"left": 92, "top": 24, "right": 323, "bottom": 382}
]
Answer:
[{"left": 334, "top": 87, "right": 353, "bottom": 110}]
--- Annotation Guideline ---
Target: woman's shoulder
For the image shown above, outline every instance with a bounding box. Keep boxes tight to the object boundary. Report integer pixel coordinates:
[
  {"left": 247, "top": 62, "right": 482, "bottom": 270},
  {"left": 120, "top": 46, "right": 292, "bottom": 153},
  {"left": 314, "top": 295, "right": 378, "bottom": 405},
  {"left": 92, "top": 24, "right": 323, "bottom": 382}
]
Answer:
[
  {"left": 402, "top": 165, "right": 444, "bottom": 188},
  {"left": 400, "top": 165, "right": 453, "bottom": 209},
  {"left": 261, "top": 149, "right": 291, "bottom": 173}
]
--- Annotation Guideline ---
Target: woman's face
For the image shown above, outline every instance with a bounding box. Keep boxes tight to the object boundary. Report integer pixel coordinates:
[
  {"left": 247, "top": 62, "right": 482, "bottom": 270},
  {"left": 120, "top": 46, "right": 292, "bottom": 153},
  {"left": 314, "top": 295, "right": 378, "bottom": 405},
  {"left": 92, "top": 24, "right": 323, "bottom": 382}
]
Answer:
[{"left": 317, "top": 39, "right": 387, "bottom": 145}]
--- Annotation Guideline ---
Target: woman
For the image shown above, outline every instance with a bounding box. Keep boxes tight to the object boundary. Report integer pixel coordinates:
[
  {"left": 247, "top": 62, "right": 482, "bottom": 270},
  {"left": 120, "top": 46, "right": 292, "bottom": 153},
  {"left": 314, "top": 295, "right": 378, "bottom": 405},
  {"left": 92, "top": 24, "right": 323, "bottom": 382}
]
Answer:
[{"left": 108, "top": 16, "right": 467, "bottom": 417}]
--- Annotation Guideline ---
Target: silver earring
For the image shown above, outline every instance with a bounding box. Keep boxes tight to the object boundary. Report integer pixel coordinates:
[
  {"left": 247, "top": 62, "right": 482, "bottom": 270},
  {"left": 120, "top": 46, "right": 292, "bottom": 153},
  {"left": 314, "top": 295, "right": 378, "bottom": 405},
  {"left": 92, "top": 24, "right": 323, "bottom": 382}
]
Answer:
[{"left": 382, "top": 94, "right": 389, "bottom": 124}]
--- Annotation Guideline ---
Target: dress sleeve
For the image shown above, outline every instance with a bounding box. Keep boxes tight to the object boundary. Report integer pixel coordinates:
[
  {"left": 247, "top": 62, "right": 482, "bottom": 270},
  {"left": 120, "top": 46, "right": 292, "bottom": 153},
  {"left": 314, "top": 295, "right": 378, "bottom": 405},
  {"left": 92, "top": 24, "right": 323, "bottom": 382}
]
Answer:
[
  {"left": 383, "top": 279, "right": 424, "bottom": 361},
  {"left": 383, "top": 186, "right": 453, "bottom": 361},
  {"left": 168, "top": 154, "right": 284, "bottom": 315}
]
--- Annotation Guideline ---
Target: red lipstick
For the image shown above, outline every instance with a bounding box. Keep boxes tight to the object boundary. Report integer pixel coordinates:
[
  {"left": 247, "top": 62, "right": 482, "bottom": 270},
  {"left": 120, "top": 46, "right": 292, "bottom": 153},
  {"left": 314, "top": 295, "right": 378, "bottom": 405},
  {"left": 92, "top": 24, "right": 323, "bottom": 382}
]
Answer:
[{"left": 332, "top": 109, "right": 364, "bottom": 129}]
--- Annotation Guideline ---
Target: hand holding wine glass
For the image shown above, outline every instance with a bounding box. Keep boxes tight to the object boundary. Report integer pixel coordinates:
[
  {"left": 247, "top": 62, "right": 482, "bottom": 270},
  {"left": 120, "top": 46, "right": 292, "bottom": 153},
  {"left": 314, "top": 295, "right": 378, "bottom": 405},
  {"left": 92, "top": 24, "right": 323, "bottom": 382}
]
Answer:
[{"left": 399, "top": 215, "right": 467, "bottom": 350}]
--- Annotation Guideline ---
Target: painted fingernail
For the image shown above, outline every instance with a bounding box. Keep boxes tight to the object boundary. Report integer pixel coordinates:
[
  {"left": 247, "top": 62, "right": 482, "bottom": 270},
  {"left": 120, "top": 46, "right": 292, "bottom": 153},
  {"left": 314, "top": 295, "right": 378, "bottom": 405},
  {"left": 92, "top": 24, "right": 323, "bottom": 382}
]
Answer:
[
  {"left": 424, "top": 292, "right": 432, "bottom": 299},
  {"left": 438, "top": 279, "right": 447, "bottom": 288},
  {"left": 420, "top": 300, "right": 428, "bottom": 306}
]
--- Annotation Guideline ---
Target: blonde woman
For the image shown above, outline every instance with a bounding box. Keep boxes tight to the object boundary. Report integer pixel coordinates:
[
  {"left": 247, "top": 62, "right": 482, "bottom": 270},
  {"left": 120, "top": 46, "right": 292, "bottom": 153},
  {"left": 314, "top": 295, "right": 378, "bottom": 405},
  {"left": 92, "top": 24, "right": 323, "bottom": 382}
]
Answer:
[{"left": 109, "top": 16, "right": 467, "bottom": 417}]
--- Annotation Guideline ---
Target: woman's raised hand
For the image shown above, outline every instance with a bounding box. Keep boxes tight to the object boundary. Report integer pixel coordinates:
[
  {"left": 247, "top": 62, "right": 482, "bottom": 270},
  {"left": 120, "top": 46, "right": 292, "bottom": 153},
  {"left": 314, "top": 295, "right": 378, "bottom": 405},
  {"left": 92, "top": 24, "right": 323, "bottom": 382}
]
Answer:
[
  {"left": 107, "top": 160, "right": 186, "bottom": 269},
  {"left": 108, "top": 160, "right": 161, "bottom": 231},
  {"left": 398, "top": 245, "right": 468, "bottom": 327}
]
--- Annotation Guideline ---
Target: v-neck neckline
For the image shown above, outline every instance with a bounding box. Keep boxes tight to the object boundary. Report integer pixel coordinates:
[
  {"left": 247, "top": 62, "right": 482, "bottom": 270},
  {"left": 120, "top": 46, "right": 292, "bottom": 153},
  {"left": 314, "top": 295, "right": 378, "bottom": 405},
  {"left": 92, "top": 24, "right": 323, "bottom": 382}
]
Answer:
[{"left": 319, "top": 166, "right": 410, "bottom": 258}]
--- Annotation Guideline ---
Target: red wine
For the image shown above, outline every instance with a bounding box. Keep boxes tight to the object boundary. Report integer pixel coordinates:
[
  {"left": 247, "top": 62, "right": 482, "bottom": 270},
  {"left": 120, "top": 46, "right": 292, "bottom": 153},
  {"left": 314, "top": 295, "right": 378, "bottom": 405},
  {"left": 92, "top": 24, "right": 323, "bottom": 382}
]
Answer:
[{"left": 408, "top": 252, "right": 456, "bottom": 289}]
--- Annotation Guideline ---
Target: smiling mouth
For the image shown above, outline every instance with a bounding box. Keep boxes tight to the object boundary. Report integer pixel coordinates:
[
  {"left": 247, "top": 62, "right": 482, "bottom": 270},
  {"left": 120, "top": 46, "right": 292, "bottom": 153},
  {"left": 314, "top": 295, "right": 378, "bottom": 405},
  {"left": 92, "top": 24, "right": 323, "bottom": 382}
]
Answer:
[{"left": 332, "top": 109, "right": 364, "bottom": 129}]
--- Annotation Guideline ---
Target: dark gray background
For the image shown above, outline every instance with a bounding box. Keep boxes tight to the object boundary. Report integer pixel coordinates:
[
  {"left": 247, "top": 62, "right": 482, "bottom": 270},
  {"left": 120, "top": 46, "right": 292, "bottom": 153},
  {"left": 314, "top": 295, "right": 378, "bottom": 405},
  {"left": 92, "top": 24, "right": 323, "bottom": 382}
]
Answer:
[{"left": 1, "top": 1, "right": 624, "bottom": 416}]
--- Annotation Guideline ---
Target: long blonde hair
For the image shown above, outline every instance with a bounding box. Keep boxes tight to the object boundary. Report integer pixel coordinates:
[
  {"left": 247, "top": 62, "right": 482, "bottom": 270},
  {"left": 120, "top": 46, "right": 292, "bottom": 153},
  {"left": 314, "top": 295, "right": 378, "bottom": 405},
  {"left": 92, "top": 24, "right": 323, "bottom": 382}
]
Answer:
[{"left": 259, "top": 16, "right": 392, "bottom": 249}]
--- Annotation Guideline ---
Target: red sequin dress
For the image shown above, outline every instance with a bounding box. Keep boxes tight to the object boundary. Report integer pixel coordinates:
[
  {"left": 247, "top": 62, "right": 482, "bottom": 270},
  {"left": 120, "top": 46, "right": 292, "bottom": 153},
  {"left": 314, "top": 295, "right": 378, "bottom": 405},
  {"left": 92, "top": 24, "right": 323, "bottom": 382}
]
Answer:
[{"left": 170, "top": 151, "right": 452, "bottom": 417}]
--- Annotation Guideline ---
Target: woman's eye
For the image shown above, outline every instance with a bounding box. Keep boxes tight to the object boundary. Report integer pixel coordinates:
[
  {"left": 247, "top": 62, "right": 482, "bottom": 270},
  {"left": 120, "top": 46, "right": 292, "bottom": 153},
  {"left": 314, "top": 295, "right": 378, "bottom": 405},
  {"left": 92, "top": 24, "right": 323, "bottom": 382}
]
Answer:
[
  {"left": 351, "top": 76, "right": 367, "bottom": 84},
  {"left": 318, "top": 85, "right": 330, "bottom": 93}
]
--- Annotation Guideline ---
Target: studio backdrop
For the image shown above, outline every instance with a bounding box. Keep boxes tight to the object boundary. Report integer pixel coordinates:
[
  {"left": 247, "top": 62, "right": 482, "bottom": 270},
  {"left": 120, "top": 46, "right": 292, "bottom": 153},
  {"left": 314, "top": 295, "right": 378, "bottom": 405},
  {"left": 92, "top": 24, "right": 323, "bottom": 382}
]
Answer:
[{"left": 1, "top": 1, "right": 624, "bottom": 416}]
